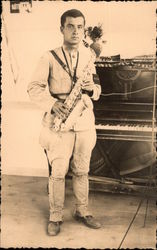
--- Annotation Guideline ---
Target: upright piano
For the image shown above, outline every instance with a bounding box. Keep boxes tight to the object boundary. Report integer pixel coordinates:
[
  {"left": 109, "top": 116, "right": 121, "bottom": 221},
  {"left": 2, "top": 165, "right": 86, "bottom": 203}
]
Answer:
[{"left": 88, "top": 55, "right": 156, "bottom": 196}]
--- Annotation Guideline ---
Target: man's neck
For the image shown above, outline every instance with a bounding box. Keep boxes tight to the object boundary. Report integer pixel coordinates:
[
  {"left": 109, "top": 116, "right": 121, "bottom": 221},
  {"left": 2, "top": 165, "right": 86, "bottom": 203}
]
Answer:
[{"left": 63, "top": 42, "right": 79, "bottom": 53}]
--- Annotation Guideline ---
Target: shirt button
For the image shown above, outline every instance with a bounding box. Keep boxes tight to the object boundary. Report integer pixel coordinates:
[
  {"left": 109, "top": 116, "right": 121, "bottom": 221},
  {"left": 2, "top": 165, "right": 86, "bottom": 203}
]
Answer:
[{"left": 71, "top": 52, "right": 76, "bottom": 57}]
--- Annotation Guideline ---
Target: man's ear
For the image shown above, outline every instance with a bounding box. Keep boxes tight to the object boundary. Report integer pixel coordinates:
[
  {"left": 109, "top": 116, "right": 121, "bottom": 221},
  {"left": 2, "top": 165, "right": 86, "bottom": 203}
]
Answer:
[{"left": 60, "top": 26, "right": 64, "bottom": 34}]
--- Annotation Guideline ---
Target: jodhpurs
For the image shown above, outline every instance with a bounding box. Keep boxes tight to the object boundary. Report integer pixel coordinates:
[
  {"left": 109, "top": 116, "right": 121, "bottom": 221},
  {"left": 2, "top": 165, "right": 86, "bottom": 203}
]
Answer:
[{"left": 39, "top": 127, "right": 97, "bottom": 222}]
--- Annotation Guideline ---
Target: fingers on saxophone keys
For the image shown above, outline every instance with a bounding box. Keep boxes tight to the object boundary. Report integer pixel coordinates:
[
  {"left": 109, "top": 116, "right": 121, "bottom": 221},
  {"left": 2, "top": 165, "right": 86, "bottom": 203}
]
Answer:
[
  {"left": 58, "top": 104, "right": 69, "bottom": 119},
  {"left": 60, "top": 104, "right": 69, "bottom": 113},
  {"left": 55, "top": 110, "right": 63, "bottom": 119}
]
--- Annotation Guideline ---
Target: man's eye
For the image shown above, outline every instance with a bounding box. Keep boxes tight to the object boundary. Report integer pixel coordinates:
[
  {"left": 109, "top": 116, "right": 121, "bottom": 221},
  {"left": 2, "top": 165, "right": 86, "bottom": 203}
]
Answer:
[
  {"left": 67, "top": 24, "right": 73, "bottom": 29},
  {"left": 78, "top": 26, "right": 83, "bottom": 29}
]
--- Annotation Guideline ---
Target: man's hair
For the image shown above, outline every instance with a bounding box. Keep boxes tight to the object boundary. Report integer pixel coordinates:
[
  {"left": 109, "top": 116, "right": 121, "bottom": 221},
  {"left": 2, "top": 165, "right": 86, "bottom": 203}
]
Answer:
[{"left": 61, "top": 9, "right": 85, "bottom": 27}]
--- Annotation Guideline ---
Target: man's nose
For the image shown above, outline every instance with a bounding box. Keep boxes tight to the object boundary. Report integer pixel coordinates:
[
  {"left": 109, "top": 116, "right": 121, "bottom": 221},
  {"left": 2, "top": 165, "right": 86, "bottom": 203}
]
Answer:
[{"left": 73, "top": 27, "right": 78, "bottom": 34}]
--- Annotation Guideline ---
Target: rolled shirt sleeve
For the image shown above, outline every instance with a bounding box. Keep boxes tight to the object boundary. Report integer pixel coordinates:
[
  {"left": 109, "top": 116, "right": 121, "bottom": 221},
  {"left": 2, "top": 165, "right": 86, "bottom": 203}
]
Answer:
[
  {"left": 91, "top": 83, "right": 101, "bottom": 101},
  {"left": 27, "top": 52, "right": 57, "bottom": 112}
]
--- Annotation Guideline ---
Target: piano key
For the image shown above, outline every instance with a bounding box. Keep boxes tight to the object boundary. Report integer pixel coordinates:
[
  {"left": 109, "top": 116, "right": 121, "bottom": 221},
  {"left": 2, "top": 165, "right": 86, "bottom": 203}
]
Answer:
[{"left": 95, "top": 123, "right": 157, "bottom": 132}]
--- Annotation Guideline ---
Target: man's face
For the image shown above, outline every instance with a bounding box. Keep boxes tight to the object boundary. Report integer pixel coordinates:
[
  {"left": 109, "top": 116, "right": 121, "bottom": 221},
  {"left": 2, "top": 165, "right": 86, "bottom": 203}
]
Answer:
[{"left": 61, "top": 16, "right": 85, "bottom": 45}]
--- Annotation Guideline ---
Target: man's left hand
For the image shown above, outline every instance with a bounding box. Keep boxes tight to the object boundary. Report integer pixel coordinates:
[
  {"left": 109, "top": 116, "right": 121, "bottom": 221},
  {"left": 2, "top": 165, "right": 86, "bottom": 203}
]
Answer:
[
  {"left": 81, "top": 84, "right": 94, "bottom": 92},
  {"left": 81, "top": 83, "right": 94, "bottom": 97}
]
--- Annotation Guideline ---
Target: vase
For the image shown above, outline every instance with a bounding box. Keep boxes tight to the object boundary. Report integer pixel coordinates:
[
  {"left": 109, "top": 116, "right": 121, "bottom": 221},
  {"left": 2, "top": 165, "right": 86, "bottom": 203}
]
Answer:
[{"left": 90, "top": 39, "right": 103, "bottom": 58}]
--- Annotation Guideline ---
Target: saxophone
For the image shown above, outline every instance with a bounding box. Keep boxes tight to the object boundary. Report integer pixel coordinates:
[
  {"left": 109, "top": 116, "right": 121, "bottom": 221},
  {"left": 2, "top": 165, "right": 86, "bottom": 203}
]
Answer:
[{"left": 52, "top": 53, "right": 95, "bottom": 132}]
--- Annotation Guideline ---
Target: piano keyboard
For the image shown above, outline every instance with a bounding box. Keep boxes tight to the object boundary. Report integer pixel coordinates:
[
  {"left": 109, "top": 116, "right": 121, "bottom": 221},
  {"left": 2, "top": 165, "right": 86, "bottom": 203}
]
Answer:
[{"left": 95, "top": 123, "right": 157, "bottom": 132}]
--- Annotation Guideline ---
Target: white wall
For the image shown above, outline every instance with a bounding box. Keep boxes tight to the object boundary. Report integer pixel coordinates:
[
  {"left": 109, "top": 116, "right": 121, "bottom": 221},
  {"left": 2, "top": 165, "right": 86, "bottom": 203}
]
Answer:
[{"left": 2, "top": 1, "right": 156, "bottom": 177}]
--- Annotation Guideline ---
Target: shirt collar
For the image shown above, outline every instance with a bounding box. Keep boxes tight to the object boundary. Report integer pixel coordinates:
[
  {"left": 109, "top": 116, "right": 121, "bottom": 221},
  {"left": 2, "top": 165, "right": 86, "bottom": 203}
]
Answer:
[{"left": 62, "top": 44, "right": 80, "bottom": 55}]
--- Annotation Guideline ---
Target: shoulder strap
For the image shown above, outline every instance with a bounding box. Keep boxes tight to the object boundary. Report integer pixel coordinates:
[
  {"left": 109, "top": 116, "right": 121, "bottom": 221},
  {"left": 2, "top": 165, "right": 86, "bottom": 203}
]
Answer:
[{"left": 50, "top": 50, "right": 68, "bottom": 74}]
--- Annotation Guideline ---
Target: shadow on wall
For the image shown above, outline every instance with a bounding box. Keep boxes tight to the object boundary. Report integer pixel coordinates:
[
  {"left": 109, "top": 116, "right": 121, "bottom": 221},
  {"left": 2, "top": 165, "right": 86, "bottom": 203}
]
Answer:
[{"left": 2, "top": 102, "right": 49, "bottom": 177}]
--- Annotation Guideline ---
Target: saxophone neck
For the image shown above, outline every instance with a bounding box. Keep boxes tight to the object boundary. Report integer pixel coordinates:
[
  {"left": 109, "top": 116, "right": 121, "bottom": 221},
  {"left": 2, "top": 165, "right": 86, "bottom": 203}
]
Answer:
[{"left": 74, "top": 77, "right": 82, "bottom": 87}]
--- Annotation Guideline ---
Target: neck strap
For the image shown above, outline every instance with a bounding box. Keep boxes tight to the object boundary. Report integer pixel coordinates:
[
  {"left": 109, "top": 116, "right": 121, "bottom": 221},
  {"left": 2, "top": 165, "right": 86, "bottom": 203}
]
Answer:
[{"left": 62, "top": 47, "right": 79, "bottom": 83}]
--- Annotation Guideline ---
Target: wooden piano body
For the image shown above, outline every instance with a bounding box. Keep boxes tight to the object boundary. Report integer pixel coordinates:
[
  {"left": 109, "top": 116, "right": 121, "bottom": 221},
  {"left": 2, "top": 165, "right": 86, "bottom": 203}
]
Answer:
[{"left": 88, "top": 55, "right": 156, "bottom": 197}]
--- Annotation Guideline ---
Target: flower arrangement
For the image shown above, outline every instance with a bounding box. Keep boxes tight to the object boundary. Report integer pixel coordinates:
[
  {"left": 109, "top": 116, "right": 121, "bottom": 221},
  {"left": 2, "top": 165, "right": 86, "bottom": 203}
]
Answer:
[
  {"left": 83, "top": 24, "right": 105, "bottom": 57},
  {"left": 85, "top": 24, "right": 104, "bottom": 42}
]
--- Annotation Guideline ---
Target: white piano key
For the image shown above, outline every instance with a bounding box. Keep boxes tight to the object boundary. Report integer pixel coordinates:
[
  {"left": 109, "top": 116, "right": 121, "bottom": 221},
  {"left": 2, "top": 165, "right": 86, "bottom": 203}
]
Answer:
[{"left": 95, "top": 123, "right": 157, "bottom": 132}]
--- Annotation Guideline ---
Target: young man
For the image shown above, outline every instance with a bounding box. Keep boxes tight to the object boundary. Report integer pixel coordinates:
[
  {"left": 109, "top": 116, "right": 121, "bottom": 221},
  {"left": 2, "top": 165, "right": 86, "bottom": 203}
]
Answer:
[{"left": 27, "top": 9, "right": 101, "bottom": 236}]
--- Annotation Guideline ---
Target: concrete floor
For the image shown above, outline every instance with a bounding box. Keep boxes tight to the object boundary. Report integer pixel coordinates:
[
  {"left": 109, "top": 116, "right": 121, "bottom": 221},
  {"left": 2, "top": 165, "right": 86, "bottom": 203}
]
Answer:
[{"left": 1, "top": 175, "right": 156, "bottom": 249}]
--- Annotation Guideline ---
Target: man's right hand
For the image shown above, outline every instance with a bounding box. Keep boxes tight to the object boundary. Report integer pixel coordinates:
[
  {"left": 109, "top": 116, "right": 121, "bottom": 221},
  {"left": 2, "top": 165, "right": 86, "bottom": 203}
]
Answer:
[{"left": 51, "top": 101, "right": 69, "bottom": 120}]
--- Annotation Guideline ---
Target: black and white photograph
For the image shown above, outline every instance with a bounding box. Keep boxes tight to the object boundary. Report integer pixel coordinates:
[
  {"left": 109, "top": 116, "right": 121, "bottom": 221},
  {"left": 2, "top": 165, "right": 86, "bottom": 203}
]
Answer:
[{"left": 1, "top": 0, "right": 157, "bottom": 248}]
